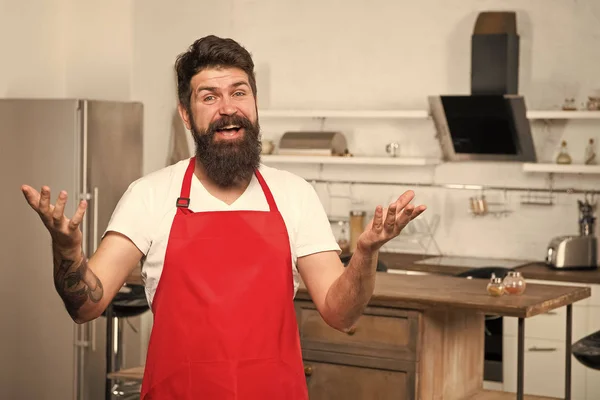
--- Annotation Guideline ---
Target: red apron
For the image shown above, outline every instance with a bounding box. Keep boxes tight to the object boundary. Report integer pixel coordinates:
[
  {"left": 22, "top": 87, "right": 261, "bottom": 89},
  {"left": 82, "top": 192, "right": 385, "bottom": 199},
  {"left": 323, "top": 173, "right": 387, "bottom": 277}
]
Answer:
[{"left": 140, "top": 157, "right": 308, "bottom": 399}]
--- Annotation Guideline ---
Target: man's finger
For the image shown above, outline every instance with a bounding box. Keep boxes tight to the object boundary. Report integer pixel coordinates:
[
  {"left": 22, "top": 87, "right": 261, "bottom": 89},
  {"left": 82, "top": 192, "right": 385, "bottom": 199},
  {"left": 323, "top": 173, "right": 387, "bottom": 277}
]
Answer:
[
  {"left": 21, "top": 185, "right": 41, "bottom": 211},
  {"left": 394, "top": 190, "right": 415, "bottom": 210},
  {"left": 372, "top": 205, "right": 384, "bottom": 232},
  {"left": 39, "top": 186, "right": 51, "bottom": 215},
  {"left": 410, "top": 205, "right": 427, "bottom": 220},
  {"left": 384, "top": 202, "right": 397, "bottom": 232},
  {"left": 52, "top": 191, "right": 68, "bottom": 224},
  {"left": 396, "top": 204, "right": 415, "bottom": 227},
  {"left": 69, "top": 200, "right": 88, "bottom": 231}
]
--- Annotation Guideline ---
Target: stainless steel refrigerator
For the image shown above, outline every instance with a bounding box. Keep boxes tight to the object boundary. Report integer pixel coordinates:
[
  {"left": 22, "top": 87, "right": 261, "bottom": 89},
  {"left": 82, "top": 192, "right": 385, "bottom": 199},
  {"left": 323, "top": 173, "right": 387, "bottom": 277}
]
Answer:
[{"left": 0, "top": 99, "right": 144, "bottom": 400}]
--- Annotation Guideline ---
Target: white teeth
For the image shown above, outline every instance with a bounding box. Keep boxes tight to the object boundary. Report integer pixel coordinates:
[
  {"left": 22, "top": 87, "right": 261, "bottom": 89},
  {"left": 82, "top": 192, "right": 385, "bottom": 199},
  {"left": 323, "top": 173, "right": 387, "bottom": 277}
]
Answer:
[{"left": 222, "top": 125, "right": 240, "bottom": 129}]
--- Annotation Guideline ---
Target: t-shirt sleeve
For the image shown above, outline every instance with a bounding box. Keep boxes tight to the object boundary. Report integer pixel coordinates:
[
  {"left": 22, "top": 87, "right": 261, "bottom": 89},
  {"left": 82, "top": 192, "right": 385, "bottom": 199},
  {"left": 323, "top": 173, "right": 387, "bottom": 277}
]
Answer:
[
  {"left": 103, "top": 180, "right": 153, "bottom": 256},
  {"left": 295, "top": 180, "right": 341, "bottom": 258}
]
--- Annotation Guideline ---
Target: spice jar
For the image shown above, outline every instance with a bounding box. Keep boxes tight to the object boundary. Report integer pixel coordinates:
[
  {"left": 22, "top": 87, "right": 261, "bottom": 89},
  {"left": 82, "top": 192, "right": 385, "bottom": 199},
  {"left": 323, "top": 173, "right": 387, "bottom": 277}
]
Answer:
[
  {"left": 349, "top": 210, "right": 366, "bottom": 253},
  {"left": 487, "top": 275, "right": 505, "bottom": 297},
  {"left": 503, "top": 271, "right": 527, "bottom": 295}
]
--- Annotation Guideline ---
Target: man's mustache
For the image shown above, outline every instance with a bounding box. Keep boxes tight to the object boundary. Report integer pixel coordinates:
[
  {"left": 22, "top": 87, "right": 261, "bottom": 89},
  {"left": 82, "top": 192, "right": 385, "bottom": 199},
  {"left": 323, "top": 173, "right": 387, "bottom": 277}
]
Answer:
[{"left": 207, "top": 114, "right": 255, "bottom": 135}]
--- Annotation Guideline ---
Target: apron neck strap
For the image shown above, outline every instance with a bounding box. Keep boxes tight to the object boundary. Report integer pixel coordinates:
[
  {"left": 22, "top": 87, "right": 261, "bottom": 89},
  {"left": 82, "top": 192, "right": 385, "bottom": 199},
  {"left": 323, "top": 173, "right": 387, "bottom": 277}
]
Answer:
[
  {"left": 254, "top": 168, "right": 278, "bottom": 212},
  {"left": 176, "top": 157, "right": 196, "bottom": 208},
  {"left": 177, "top": 157, "right": 279, "bottom": 212}
]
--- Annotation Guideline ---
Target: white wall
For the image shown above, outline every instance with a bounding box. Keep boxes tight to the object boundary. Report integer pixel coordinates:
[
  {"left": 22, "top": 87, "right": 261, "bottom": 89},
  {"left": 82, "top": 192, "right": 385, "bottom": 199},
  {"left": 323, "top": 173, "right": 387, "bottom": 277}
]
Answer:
[
  {"left": 0, "top": 0, "right": 67, "bottom": 98},
  {"left": 132, "top": 0, "right": 600, "bottom": 261},
  {"left": 63, "top": 0, "right": 134, "bottom": 100},
  {"left": 0, "top": 0, "right": 134, "bottom": 99}
]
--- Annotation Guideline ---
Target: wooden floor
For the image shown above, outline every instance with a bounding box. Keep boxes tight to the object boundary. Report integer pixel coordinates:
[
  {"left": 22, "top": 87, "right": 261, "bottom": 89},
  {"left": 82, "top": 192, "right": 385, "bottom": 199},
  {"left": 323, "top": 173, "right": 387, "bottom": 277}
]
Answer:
[
  {"left": 464, "top": 390, "right": 560, "bottom": 400},
  {"left": 108, "top": 368, "right": 561, "bottom": 400}
]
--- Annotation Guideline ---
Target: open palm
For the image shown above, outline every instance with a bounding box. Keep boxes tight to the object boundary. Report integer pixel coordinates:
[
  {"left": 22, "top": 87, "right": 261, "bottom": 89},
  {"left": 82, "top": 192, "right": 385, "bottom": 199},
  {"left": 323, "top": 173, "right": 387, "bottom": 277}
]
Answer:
[
  {"left": 21, "top": 185, "right": 87, "bottom": 255},
  {"left": 358, "top": 190, "right": 426, "bottom": 252}
]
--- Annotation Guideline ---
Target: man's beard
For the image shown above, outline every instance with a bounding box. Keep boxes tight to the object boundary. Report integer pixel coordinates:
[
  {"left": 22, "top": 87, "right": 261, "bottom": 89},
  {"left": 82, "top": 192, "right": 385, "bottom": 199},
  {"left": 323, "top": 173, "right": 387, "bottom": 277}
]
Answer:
[{"left": 190, "top": 112, "right": 262, "bottom": 188}]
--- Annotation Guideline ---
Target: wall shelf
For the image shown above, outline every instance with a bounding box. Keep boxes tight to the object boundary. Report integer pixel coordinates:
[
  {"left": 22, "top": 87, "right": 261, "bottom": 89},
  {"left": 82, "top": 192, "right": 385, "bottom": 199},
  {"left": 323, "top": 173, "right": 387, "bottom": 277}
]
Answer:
[
  {"left": 259, "top": 109, "right": 430, "bottom": 119},
  {"left": 526, "top": 110, "right": 600, "bottom": 120},
  {"left": 261, "top": 154, "right": 440, "bottom": 166},
  {"left": 523, "top": 163, "right": 600, "bottom": 174},
  {"left": 259, "top": 109, "right": 600, "bottom": 120}
]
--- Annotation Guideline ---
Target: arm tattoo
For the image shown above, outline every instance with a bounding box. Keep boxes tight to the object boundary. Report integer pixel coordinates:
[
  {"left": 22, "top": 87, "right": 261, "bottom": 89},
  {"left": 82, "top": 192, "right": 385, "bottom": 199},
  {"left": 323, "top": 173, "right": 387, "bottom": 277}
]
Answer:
[{"left": 54, "top": 251, "right": 103, "bottom": 319}]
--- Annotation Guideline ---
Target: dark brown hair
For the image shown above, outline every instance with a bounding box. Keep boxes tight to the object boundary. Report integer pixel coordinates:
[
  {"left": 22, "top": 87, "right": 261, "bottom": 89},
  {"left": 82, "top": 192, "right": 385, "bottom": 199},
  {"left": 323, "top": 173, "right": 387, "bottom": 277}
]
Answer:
[{"left": 175, "top": 35, "right": 257, "bottom": 111}]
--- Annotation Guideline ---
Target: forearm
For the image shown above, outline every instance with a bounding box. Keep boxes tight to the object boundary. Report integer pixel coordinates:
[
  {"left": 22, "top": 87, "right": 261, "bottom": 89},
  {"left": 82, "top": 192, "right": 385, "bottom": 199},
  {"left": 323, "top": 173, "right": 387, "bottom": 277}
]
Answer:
[
  {"left": 53, "top": 244, "right": 104, "bottom": 324},
  {"left": 323, "top": 245, "right": 378, "bottom": 331}
]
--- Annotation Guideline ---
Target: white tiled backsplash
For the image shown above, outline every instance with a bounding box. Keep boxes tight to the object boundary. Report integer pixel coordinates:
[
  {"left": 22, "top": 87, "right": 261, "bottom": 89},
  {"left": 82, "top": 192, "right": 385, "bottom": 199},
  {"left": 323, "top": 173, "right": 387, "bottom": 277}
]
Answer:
[{"left": 261, "top": 119, "right": 600, "bottom": 262}]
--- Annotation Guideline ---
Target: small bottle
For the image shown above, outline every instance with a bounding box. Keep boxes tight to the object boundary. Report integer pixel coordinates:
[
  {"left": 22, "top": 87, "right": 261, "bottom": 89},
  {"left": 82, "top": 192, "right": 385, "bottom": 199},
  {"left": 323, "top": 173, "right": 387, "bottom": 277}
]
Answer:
[
  {"left": 556, "top": 140, "right": 572, "bottom": 165},
  {"left": 337, "top": 221, "right": 350, "bottom": 255},
  {"left": 487, "top": 274, "right": 505, "bottom": 297},
  {"left": 503, "top": 271, "right": 527, "bottom": 295},
  {"left": 585, "top": 138, "right": 597, "bottom": 165},
  {"left": 349, "top": 211, "right": 366, "bottom": 254}
]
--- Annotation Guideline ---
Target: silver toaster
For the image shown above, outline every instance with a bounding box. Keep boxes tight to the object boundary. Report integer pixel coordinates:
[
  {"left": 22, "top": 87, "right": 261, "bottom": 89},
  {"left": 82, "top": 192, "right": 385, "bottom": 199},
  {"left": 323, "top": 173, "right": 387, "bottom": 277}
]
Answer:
[{"left": 546, "top": 235, "right": 598, "bottom": 270}]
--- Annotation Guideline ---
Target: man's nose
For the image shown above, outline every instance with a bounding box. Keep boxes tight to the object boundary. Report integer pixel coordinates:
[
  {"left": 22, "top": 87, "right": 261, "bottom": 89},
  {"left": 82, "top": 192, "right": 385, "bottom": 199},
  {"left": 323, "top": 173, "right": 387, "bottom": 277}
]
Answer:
[{"left": 218, "top": 98, "right": 237, "bottom": 116}]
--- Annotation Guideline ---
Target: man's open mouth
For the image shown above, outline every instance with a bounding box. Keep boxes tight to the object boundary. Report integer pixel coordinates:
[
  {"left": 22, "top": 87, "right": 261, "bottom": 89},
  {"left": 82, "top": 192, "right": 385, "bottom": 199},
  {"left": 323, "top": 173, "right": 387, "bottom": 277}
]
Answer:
[{"left": 216, "top": 125, "right": 243, "bottom": 137}]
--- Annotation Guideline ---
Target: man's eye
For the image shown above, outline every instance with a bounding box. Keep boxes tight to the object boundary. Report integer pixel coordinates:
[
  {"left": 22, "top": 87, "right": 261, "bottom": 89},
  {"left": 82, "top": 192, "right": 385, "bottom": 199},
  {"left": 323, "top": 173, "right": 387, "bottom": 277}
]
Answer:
[
  {"left": 203, "top": 95, "right": 215, "bottom": 102},
  {"left": 233, "top": 91, "right": 245, "bottom": 97}
]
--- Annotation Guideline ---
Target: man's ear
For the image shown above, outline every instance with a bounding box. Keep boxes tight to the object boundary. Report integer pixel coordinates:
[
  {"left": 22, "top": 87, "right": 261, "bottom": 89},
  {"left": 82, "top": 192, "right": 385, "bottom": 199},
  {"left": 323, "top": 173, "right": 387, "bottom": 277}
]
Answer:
[{"left": 178, "top": 104, "right": 192, "bottom": 130}]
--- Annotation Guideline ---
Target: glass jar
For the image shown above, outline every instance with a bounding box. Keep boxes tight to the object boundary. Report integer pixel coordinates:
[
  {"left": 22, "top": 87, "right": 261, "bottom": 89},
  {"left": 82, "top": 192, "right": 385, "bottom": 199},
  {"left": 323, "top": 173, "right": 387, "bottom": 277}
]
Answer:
[
  {"left": 503, "top": 271, "right": 527, "bottom": 295},
  {"left": 487, "top": 276, "right": 505, "bottom": 297},
  {"left": 349, "top": 210, "right": 366, "bottom": 253},
  {"left": 562, "top": 98, "right": 577, "bottom": 111},
  {"left": 556, "top": 140, "right": 572, "bottom": 165}
]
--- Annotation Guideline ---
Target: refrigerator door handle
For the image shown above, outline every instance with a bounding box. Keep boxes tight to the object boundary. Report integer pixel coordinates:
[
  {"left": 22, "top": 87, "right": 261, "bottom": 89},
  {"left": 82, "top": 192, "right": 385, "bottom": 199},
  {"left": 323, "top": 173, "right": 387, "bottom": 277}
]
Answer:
[
  {"left": 90, "top": 186, "right": 99, "bottom": 352},
  {"left": 93, "top": 186, "right": 99, "bottom": 253}
]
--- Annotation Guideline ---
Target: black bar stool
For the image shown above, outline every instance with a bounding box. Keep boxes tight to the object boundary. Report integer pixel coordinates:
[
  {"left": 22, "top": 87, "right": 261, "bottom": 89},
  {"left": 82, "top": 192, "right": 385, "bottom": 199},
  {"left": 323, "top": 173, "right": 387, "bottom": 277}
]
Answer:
[
  {"left": 103, "top": 284, "right": 149, "bottom": 400},
  {"left": 573, "top": 330, "right": 600, "bottom": 370}
]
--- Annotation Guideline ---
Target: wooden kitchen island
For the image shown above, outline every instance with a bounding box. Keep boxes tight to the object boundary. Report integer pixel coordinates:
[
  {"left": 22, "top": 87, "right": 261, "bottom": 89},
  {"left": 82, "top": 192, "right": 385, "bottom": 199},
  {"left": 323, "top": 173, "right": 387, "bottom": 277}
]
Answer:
[{"left": 294, "top": 272, "right": 590, "bottom": 400}]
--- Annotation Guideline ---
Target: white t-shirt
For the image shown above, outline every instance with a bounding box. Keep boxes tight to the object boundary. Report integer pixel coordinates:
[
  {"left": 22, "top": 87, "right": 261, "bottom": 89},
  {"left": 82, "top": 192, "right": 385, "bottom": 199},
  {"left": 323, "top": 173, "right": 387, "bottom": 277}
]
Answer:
[{"left": 105, "top": 159, "right": 340, "bottom": 307}]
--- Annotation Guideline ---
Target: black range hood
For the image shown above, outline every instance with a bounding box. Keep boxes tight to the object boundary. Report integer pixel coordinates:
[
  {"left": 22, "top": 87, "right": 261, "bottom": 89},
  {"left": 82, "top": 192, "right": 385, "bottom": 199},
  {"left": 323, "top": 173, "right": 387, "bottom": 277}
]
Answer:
[{"left": 428, "top": 12, "right": 537, "bottom": 162}]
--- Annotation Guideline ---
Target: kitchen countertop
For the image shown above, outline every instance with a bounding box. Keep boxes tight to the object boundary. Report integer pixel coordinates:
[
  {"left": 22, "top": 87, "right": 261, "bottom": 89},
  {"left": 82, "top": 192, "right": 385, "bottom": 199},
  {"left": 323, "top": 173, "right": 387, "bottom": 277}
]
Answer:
[
  {"left": 295, "top": 272, "right": 590, "bottom": 318},
  {"left": 123, "top": 252, "right": 600, "bottom": 287},
  {"left": 378, "top": 252, "right": 600, "bottom": 285}
]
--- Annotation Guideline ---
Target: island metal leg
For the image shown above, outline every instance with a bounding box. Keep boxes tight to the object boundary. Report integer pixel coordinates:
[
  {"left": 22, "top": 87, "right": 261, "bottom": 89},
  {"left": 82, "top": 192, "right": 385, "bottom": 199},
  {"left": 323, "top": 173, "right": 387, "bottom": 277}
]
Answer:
[
  {"left": 517, "top": 317, "right": 525, "bottom": 400},
  {"left": 565, "top": 304, "right": 572, "bottom": 400},
  {"left": 106, "top": 304, "right": 114, "bottom": 400}
]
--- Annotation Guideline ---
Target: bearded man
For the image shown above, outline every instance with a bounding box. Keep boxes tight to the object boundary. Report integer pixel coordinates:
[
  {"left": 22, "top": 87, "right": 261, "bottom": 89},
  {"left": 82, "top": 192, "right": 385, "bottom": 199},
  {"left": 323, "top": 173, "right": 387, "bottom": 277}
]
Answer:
[{"left": 21, "top": 35, "right": 426, "bottom": 399}]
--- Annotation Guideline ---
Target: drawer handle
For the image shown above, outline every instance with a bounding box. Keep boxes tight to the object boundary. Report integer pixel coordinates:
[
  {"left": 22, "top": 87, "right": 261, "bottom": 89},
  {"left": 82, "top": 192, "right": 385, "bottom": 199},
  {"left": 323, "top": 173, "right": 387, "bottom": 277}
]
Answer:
[
  {"left": 304, "top": 365, "right": 313, "bottom": 376},
  {"left": 545, "top": 311, "right": 558, "bottom": 315},
  {"left": 527, "top": 346, "right": 557, "bottom": 352}
]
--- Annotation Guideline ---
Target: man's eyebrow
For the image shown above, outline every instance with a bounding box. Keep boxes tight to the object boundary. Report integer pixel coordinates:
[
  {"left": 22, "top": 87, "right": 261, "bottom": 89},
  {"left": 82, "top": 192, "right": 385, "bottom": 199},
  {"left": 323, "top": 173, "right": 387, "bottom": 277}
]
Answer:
[
  {"left": 231, "top": 81, "right": 250, "bottom": 89},
  {"left": 195, "top": 85, "right": 217, "bottom": 94},
  {"left": 195, "top": 81, "right": 250, "bottom": 94}
]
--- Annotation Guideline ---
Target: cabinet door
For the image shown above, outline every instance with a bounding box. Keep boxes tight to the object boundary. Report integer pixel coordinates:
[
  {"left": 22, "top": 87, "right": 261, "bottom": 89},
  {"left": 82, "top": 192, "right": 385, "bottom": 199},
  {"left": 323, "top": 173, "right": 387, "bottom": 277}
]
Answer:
[
  {"left": 304, "top": 361, "right": 411, "bottom": 400},
  {"left": 503, "top": 305, "right": 588, "bottom": 342},
  {"left": 503, "top": 336, "right": 586, "bottom": 399}
]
